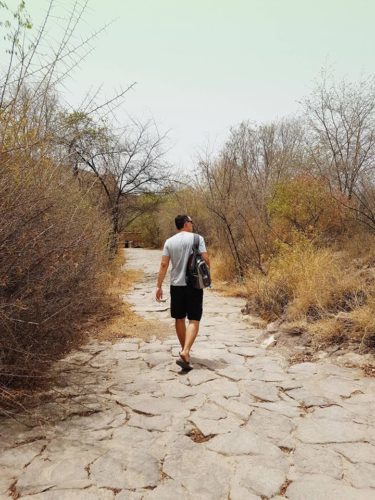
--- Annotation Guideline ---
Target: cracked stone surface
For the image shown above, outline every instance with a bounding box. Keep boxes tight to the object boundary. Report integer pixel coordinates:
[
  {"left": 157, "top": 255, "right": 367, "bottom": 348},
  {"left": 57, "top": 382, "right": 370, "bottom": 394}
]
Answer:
[{"left": 0, "top": 248, "right": 374, "bottom": 500}]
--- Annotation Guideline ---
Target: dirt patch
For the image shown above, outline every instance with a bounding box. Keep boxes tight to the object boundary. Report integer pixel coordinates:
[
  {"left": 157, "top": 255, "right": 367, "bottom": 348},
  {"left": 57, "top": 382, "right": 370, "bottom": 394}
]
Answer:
[
  {"left": 186, "top": 428, "right": 215, "bottom": 443},
  {"left": 92, "top": 267, "right": 168, "bottom": 342}
]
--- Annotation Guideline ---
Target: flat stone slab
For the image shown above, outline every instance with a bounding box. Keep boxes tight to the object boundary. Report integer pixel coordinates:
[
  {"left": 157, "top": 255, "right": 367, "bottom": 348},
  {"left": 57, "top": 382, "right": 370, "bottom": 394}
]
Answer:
[
  {"left": 20, "top": 487, "right": 115, "bottom": 499},
  {"left": 242, "top": 380, "right": 280, "bottom": 402},
  {"left": 286, "top": 476, "right": 375, "bottom": 500},
  {"left": 233, "top": 456, "right": 287, "bottom": 497},
  {"left": 1, "top": 248, "right": 374, "bottom": 500},
  {"left": 90, "top": 449, "right": 160, "bottom": 489},
  {"left": 296, "top": 417, "right": 370, "bottom": 444},
  {"left": 291, "top": 444, "right": 343, "bottom": 479},
  {"left": 163, "top": 439, "right": 232, "bottom": 499},
  {"left": 206, "top": 429, "right": 284, "bottom": 459}
]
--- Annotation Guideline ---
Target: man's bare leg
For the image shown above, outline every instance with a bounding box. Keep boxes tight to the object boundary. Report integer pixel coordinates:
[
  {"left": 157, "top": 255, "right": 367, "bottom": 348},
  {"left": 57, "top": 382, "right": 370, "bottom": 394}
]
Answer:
[
  {"left": 180, "top": 320, "right": 199, "bottom": 363},
  {"left": 175, "top": 318, "right": 186, "bottom": 349}
]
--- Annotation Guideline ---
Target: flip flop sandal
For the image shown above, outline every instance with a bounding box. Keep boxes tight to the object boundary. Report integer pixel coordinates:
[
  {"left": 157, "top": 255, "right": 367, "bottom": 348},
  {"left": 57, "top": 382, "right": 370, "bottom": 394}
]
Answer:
[{"left": 176, "top": 357, "right": 193, "bottom": 371}]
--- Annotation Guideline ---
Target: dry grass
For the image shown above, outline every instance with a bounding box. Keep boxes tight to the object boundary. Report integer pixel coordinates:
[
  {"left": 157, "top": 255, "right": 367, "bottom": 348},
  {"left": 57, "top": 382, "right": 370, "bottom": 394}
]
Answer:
[
  {"left": 0, "top": 160, "right": 112, "bottom": 392},
  {"left": 310, "top": 301, "right": 375, "bottom": 350},
  {"left": 246, "top": 241, "right": 367, "bottom": 322},
  {"left": 244, "top": 238, "right": 375, "bottom": 351},
  {"left": 210, "top": 251, "right": 247, "bottom": 297},
  {"left": 93, "top": 253, "right": 168, "bottom": 342}
]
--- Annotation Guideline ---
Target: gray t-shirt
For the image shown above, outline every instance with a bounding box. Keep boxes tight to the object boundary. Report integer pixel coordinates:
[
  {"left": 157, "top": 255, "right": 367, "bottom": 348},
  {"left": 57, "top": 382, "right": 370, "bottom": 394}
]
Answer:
[{"left": 162, "top": 232, "right": 207, "bottom": 286}]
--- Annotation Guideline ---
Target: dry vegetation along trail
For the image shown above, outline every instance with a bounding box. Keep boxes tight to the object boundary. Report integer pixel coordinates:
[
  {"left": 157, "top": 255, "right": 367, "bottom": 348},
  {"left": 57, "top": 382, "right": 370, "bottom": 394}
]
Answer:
[{"left": 0, "top": 248, "right": 375, "bottom": 499}]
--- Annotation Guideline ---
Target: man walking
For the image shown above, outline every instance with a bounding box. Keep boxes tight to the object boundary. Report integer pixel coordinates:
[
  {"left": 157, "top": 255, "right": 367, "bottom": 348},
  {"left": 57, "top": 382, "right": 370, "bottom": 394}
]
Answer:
[{"left": 155, "top": 215, "right": 209, "bottom": 371}]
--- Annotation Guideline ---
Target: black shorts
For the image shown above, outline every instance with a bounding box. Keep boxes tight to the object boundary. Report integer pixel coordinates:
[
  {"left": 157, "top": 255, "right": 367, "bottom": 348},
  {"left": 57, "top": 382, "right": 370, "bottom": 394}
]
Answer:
[{"left": 170, "top": 285, "right": 203, "bottom": 321}]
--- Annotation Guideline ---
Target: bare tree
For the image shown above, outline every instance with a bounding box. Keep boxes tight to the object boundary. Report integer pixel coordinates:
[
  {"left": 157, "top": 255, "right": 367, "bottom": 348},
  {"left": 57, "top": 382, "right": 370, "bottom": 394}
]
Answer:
[
  {"left": 304, "top": 76, "right": 375, "bottom": 199},
  {"left": 61, "top": 113, "right": 170, "bottom": 253}
]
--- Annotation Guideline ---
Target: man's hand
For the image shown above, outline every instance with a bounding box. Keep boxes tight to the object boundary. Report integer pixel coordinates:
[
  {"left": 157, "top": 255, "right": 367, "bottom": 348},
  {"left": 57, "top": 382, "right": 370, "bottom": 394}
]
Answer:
[
  {"left": 156, "top": 255, "right": 169, "bottom": 302},
  {"left": 155, "top": 286, "right": 163, "bottom": 302}
]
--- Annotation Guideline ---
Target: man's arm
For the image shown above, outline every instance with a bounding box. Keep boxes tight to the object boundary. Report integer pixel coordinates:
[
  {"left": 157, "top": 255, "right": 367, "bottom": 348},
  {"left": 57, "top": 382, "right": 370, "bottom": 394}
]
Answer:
[{"left": 155, "top": 255, "right": 170, "bottom": 301}]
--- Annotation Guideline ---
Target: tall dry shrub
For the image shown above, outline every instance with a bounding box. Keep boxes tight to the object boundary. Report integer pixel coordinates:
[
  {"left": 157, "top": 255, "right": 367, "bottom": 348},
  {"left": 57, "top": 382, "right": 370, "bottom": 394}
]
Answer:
[
  {"left": 246, "top": 239, "right": 367, "bottom": 322},
  {"left": 0, "top": 154, "right": 111, "bottom": 389}
]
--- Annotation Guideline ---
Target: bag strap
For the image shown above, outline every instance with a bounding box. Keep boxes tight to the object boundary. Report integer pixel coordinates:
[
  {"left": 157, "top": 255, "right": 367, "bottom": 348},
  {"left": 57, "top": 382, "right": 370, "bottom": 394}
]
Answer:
[{"left": 193, "top": 233, "right": 199, "bottom": 251}]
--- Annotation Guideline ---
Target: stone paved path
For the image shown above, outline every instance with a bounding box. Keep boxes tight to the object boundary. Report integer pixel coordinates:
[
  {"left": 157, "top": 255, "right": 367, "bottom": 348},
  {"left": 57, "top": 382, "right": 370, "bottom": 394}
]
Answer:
[{"left": 1, "top": 248, "right": 375, "bottom": 500}]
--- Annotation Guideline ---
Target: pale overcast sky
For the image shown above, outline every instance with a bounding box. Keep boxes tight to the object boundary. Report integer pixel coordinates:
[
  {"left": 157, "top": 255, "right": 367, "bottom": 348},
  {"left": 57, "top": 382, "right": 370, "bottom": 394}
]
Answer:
[{"left": 5, "top": 0, "right": 375, "bottom": 170}]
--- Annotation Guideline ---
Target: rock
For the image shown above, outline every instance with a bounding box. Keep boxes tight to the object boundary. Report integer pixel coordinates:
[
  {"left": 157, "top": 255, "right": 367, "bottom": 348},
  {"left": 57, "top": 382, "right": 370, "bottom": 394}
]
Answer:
[
  {"left": 246, "top": 408, "right": 295, "bottom": 446},
  {"left": 333, "top": 442, "right": 375, "bottom": 464},
  {"left": 90, "top": 449, "right": 159, "bottom": 489},
  {"left": 233, "top": 456, "right": 286, "bottom": 497},
  {"left": 0, "top": 466, "right": 16, "bottom": 495},
  {"left": 216, "top": 365, "right": 252, "bottom": 381},
  {"left": 286, "top": 475, "right": 375, "bottom": 500},
  {"left": 194, "top": 403, "right": 228, "bottom": 420},
  {"left": 284, "top": 387, "right": 334, "bottom": 407},
  {"left": 247, "top": 401, "right": 302, "bottom": 419},
  {"left": 163, "top": 440, "right": 231, "bottom": 499},
  {"left": 142, "top": 480, "right": 189, "bottom": 499},
  {"left": 315, "top": 376, "right": 363, "bottom": 399},
  {"left": 195, "top": 379, "right": 240, "bottom": 398},
  {"left": 212, "top": 396, "right": 253, "bottom": 420},
  {"left": 296, "top": 417, "right": 370, "bottom": 444},
  {"left": 206, "top": 429, "right": 283, "bottom": 459},
  {"left": 187, "top": 369, "right": 218, "bottom": 385},
  {"left": 228, "top": 346, "right": 260, "bottom": 357},
  {"left": 118, "top": 395, "right": 188, "bottom": 416},
  {"left": 345, "top": 462, "right": 375, "bottom": 488},
  {"left": 113, "top": 342, "right": 139, "bottom": 351},
  {"left": 159, "top": 381, "right": 195, "bottom": 398},
  {"left": 15, "top": 456, "right": 92, "bottom": 496},
  {"left": 127, "top": 414, "right": 172, "bottom": 432},
  {"left": 0, "top": 441, "right": 46, "bottom": 470},
  {"left": 336, "top": 352, "right": 375, "bottom": 369},
  {"left": 190, "top": 413, "right": 243, "bottom": 436},
  {"left": 292, "top": 444, "right": 343, "bottom": 479},
  {"left": 242, "top": 380, "right": 280, "bottom": 402},
  {"left": 261, "top": 334, "right": 277, "bottom": 348},
  {"left": 229, "top": 485, "right": 261, "bottom": 500},
  {"left": 20, "top": 487, "right": 114, "bottom": 499},
  {"left": 288, "top": 362, "right": 319, "bottom": 375},
  {"left": 142, "top": 352, "right": 172, "bottom": 367}
]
